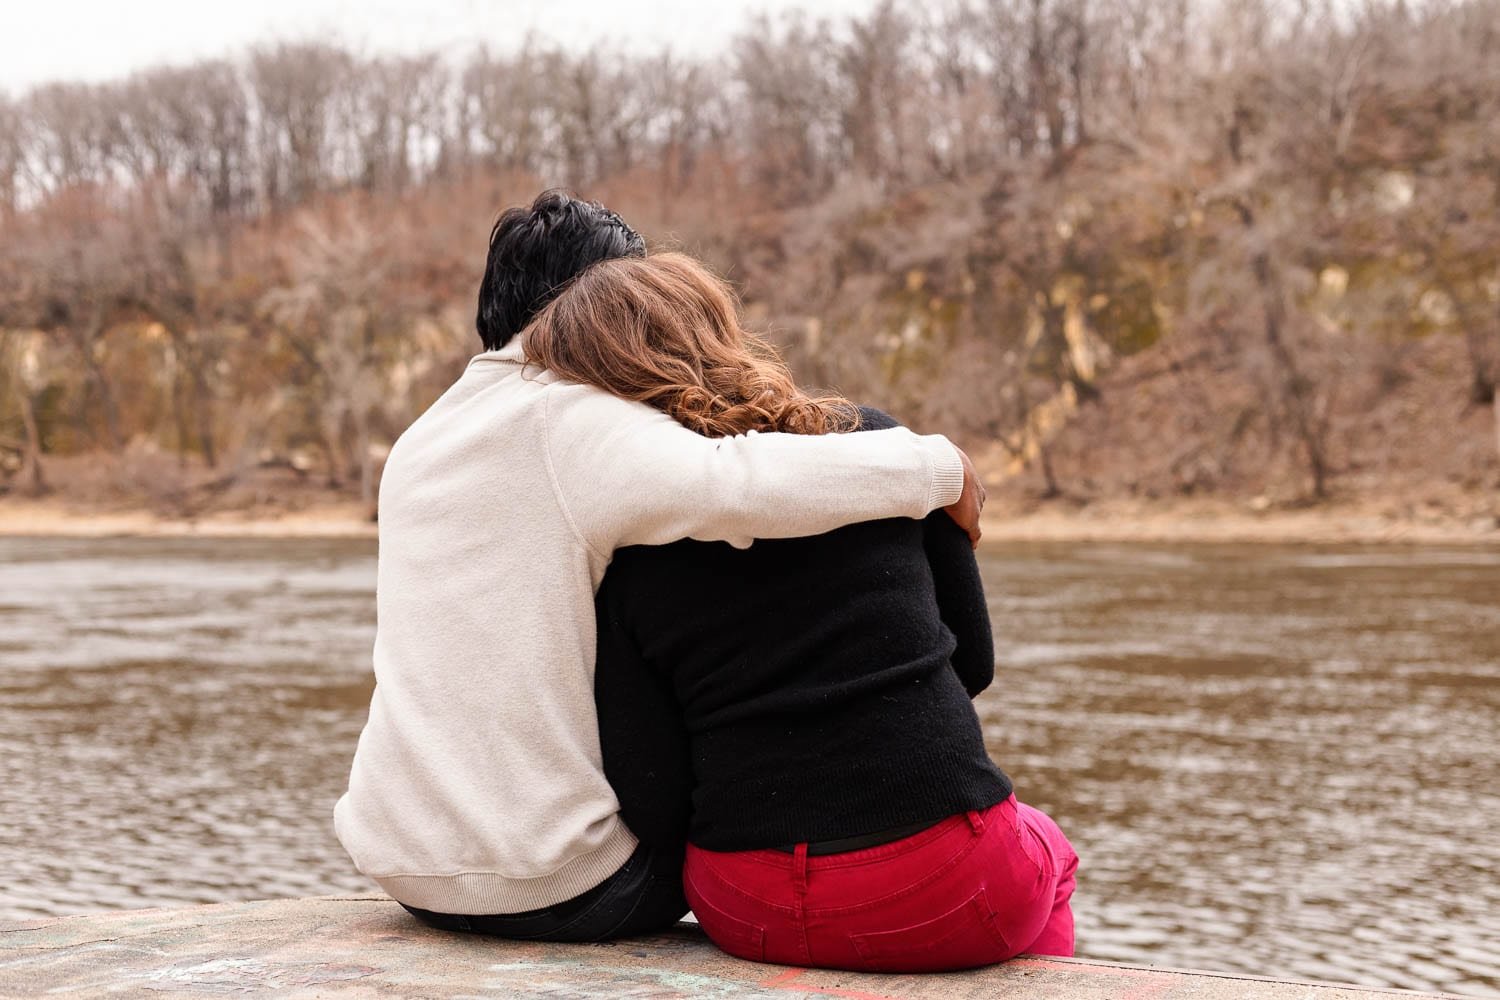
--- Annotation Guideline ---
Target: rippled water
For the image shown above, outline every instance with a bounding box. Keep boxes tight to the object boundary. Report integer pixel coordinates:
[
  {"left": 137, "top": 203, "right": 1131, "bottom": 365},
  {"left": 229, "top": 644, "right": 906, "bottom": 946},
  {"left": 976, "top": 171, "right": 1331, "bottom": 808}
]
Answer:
[{"left": 2, "top": 537, "right": 1497, "bottom": 995}]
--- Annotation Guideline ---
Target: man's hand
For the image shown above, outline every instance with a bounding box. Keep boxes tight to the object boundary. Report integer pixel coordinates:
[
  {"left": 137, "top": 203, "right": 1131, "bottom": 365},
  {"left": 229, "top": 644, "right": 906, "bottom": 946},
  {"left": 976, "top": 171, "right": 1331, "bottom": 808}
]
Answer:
[{"left": 944, "top": 446, "right": 986, "bottom": 549}]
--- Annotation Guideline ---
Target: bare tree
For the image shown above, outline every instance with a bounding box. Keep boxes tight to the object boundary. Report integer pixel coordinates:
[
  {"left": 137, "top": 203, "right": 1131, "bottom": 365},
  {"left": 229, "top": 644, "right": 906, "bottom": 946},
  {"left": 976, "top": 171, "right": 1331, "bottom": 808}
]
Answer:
[
  {"left": 459, "top": 43, "right": 551, "bottom": 175},
  {"left": 351, "top": 54, "right": 448, "bottom": 192},
  {"left": 837, "top": 1, "right": 914, "bottom": 180},
  {"left": 249, "top": 43, "right": 351, "bottom": 208},
  {"left": 0, "top": 95, "right": 20, "bottom": 221},
  {"left": 1, "top": 1, "right": 1497, "bottom": 510},
  {"left": 23, "top": 82, "right": 115, "bottom": 192},
  {"left": 0, "top": 330, "right": 51, "bottom": 495},
  {"left": 733, "top": 13, "right": 843, "bottom": 199},
  {"left": 262, "top": 203, "right": 399, "bottom": 505}
]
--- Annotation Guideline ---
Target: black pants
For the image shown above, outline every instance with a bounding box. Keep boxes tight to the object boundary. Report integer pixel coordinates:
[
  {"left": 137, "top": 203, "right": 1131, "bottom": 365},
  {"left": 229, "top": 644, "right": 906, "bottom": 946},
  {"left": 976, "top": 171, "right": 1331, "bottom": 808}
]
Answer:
[{"left": 402, "top": 843, "right": 688, "bottom": 943}]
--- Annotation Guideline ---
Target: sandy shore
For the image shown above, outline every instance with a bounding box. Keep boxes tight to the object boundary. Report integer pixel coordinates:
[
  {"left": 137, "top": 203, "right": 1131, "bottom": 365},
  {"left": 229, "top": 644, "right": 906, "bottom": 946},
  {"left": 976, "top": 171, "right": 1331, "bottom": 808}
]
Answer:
[
  {"left": 0, "top": 501, "right": 379, "bottom": 540},
  {"left": 3, "top": 497, "right": 1498, "bottom": 545},
  {"left": 979, "top": 499, "right": 1500, "bottom": 546}
]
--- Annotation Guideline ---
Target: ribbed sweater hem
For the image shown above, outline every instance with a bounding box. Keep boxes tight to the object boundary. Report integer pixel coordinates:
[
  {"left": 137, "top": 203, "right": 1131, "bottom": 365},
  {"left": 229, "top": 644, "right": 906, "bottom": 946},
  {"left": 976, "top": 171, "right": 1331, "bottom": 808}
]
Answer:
[
  {"left": 918, "top": 435, "right": 966, "bottom": 511},
  {"left": 370, "top": 821, "right": 639, "bottom": 915}
]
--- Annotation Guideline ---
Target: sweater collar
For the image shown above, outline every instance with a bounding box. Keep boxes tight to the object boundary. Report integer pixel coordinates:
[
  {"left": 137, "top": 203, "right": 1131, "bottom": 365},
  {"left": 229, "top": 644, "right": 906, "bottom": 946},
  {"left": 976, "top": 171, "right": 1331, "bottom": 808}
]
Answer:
[
  {"left": 469, "top": 336, "right": 529, "bottom": 368},
  {"left": 468, "top": 336, "right": 564, "bottom": 385}
]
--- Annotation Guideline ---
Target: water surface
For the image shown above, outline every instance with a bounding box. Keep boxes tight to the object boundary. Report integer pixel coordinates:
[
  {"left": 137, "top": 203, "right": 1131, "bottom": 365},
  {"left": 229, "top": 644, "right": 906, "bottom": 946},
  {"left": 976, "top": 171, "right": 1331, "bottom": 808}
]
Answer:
[{"left": 1, "top": 536, "right": 1496, "bottom": 995}]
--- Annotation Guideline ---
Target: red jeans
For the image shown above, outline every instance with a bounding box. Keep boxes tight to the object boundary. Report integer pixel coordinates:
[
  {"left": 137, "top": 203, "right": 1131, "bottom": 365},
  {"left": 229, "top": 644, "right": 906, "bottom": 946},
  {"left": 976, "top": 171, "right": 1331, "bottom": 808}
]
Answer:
[{"left": 683, "top": 795, "right": 1078, "bottom": 973}]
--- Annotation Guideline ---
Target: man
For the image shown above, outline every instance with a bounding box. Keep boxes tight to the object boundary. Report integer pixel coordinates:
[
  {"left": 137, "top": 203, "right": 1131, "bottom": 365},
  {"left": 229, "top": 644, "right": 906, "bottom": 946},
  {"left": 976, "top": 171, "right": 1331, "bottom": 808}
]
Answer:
[{"left": 334, "top": 190, "right": 985, "bottom": 941}]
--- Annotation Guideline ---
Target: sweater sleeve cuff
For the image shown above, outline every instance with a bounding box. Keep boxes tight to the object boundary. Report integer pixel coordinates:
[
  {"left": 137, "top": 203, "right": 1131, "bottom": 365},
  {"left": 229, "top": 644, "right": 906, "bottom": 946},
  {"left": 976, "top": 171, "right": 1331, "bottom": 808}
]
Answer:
[{"left": 918, "top": 435, "right": 966, "bottom": 511}]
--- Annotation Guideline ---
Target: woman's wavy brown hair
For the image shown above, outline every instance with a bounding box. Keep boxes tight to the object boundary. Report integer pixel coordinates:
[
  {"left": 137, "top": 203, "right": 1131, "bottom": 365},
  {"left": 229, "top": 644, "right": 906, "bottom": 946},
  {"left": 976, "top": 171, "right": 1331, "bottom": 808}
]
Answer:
[{"left": 522, "top": 252, "right": 860, "bottom": 437}]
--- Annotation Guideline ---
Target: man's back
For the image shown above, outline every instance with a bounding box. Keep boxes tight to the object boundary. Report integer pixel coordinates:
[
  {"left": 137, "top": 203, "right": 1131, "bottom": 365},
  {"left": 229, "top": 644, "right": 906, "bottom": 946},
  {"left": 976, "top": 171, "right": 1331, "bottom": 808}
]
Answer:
[{"left": 336, "top": 344, "right": 641, "bottom": 915}]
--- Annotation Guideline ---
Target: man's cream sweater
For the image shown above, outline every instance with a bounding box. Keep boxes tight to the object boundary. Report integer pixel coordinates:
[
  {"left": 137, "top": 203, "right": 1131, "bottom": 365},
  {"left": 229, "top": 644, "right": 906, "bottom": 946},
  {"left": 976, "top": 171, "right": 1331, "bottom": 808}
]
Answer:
[{"left": 333, "top": 340, "right": 965, "bottom": 914}]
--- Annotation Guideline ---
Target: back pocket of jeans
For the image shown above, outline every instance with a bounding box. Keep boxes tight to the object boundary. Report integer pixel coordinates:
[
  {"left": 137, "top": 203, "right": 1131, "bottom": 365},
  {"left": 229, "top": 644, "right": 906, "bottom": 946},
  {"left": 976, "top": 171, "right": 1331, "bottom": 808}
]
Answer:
[
  {"left": 850, "top": 889, "right": 1010, "bottom": 972},
  {"left": 686, "top": 881, "right": 766, "bottom": 963}
]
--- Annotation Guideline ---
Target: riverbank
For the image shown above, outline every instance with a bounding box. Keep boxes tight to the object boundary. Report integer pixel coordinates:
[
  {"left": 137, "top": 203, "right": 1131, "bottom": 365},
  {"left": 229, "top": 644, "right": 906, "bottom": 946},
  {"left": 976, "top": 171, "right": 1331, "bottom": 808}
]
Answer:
[
  {"left": 980, "top": 496, "right": 1500, "bottom": 546},
  {"left": 0, "top": 895, "right": 1458, "bottom": 999},
  {"left": 0, "top": 500, "right": 379, "bottom": 539},
  {"left": 2, "top": 495, "right": 1497, "bottom": 545}
]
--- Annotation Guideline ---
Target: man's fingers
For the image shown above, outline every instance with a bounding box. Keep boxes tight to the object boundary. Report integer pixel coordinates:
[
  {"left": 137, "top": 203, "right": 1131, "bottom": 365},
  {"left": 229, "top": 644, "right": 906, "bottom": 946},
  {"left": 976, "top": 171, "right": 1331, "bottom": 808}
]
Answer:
[{"left": 943, "top": 443, "right": 986, "bottom": 549}]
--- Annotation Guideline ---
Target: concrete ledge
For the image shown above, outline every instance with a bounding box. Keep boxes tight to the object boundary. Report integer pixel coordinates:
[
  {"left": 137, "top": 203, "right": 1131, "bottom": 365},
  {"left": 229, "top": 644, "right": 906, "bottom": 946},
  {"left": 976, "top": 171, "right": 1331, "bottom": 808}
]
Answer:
[{"left": 0, "top": 895, "right": 1458, "bottom": 999}]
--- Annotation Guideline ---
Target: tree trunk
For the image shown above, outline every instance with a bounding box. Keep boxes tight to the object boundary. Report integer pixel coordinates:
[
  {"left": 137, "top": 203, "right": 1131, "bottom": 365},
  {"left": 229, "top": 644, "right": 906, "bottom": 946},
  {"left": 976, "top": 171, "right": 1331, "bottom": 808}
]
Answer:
[
  {"left": 70, "top": 316, "right": 124, "bottom": 453},
  {"left": 321, "top": 426, "right": 344, "bottom": 489},
  {"left": 1443, "top": 276, "right": 1496, "bottom": 406},
  {"left": 1469, "top": 329, "right": 1499, "bottom": 406},
  {"left": 191, "top": 361, "right": 219, "bottom": 469},
  {"left": 1036, "top": 435, "right": 1062, "bottom": 499},
  {"left": 1011, "top": 349, "right": 1063, "bottom": 499},
  {"left": 1493, "top": 390, "right": 1500, "bottom": 469},
  {"left": 356, "top": 411, "right": 374, "bottom": 508},
  {"left": 171, "top": 365, "right": 192, "bottom": 470},
  {"left": 1237, "top": 201, "right": 1330, "bottom": 499},
  {"left": 17, "top": 388, "right": 47, "bottom": 496}
]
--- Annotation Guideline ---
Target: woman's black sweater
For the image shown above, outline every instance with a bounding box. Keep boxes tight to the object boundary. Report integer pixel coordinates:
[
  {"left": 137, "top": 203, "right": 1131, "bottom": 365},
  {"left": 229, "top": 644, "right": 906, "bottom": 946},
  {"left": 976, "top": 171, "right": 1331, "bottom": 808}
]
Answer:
[{"left": 593, "top": 407, "right": 1011, "bottom": 853}]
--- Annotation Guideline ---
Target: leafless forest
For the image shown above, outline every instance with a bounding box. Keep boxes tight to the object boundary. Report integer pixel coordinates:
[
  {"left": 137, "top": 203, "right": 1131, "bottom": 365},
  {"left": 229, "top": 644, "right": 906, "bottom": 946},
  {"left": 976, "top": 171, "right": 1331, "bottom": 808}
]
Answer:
[{"left": 1, "top": 0, "right": 1497, "bottom": 517}]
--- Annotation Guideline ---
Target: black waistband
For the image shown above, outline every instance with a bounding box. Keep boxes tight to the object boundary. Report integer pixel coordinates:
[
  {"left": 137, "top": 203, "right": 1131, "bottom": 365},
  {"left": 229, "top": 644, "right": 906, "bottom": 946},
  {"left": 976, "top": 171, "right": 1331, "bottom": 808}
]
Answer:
[{"left": 770, "top": 817, "right": 943, "bottom": 857}]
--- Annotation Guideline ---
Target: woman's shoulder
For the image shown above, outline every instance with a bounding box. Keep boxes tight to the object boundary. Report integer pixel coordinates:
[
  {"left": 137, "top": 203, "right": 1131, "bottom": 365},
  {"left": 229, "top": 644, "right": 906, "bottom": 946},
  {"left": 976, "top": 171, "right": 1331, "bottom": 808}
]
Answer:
[{"left": 854, "top": 405, "right": 901, "bottom": 432}]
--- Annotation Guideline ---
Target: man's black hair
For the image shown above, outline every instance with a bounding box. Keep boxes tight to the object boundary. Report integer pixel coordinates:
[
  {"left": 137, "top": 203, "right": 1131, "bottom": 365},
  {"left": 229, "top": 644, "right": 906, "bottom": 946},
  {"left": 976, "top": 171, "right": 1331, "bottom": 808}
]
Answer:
[{"left": 476, "top": 189, "right": 646, "bottom": 351}]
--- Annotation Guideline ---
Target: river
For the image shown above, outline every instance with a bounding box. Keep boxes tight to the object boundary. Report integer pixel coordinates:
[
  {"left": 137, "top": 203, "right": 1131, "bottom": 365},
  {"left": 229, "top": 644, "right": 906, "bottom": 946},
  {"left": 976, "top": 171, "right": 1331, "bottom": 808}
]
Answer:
[{"left": 1, "top": 536, "right": 1496, "bottom": 995}]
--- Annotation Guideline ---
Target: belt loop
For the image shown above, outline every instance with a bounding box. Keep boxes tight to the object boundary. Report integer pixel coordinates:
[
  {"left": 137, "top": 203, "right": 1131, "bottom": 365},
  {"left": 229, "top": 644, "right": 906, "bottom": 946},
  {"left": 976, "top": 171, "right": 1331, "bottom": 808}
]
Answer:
[
  {"left": 966, "top": 809, "right": 985, "bottom": 835},
  {"left": 792, "top": 842, "right": 810, "bottom": 902},
  {"left": 792, "top": 842, "right": 812, "bottom": 964}
]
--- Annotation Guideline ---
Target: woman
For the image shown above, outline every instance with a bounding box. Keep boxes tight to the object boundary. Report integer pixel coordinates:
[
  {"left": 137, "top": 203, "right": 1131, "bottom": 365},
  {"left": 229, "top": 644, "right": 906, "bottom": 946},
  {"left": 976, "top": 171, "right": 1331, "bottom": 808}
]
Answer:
[{"left": 523, "top": 252, "right": 1078, "bottom": 972}]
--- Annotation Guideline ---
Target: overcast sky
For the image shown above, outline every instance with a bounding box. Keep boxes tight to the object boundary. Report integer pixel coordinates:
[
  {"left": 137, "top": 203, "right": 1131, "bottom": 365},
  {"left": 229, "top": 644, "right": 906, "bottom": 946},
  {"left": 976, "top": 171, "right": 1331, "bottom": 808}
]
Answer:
[{"left": 2, "top": 0, "right": 883, "bottom": 94}]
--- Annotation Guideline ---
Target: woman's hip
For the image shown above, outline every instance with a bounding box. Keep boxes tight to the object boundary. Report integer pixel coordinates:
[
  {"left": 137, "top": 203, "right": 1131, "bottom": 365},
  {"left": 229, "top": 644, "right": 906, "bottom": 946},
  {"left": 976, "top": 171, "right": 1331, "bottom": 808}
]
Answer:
[{"left": 684, "top": 795, "right": 1076, "bottom": 972}]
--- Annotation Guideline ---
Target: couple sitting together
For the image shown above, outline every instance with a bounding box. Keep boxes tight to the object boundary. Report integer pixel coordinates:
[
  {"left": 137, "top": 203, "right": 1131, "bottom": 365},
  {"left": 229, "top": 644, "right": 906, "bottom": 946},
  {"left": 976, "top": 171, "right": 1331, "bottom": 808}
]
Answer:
[{"left": 334, "top": 190, "right": 1078, "bottom": 973}]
